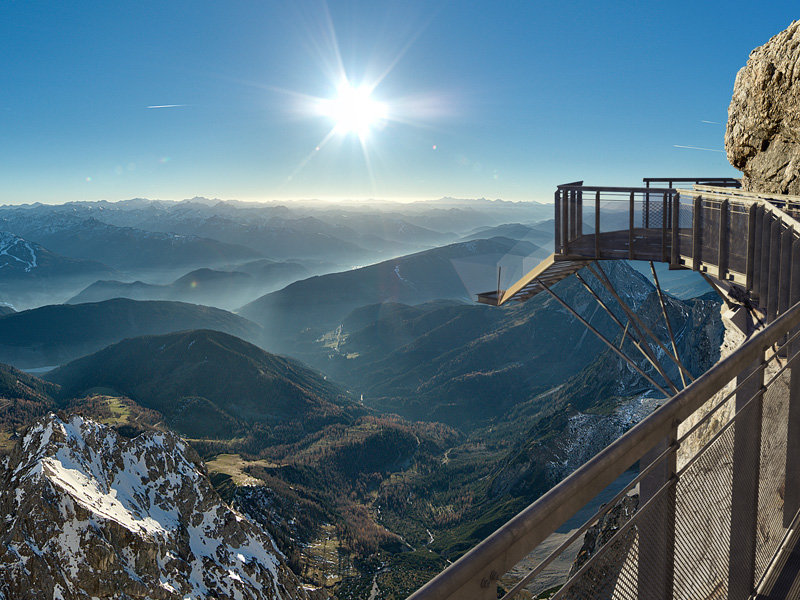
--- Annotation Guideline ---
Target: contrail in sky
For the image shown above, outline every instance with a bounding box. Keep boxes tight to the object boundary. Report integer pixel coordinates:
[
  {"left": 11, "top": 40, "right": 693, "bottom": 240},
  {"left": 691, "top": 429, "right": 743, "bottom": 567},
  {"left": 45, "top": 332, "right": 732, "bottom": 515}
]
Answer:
[
  {"left": 700, "top": 120, "right": 721, "bottom": 124},
  {"left": 146, "top": 104, "right": 187, "bottom": 109},
  {"left": 673, "top": 144, "right": 726, "bottom": 153}
]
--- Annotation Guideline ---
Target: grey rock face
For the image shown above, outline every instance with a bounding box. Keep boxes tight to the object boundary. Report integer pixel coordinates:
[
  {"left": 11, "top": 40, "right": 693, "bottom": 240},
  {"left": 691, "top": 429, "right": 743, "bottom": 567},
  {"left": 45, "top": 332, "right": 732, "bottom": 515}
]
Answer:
[
  {"left": 726, "top": 20, "right": 800, "bottom": 193},
  {"left": 0, "top": 414, "right": 316, "bottom": 599}
]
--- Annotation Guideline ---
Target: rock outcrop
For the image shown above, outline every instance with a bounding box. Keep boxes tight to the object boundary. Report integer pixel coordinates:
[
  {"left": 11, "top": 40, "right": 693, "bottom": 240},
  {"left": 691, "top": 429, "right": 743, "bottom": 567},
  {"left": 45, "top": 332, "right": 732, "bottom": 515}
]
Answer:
[
  {"left": 0, "top": 414, "right": 317, "bottom": 599},
  {"left": 726, "top": 20, "right": 800, "bottom": 193}
]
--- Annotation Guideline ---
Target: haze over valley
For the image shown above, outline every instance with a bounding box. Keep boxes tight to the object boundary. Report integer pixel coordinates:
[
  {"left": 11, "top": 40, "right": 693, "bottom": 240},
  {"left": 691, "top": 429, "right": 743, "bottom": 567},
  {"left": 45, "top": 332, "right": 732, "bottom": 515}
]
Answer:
[{"left": 0, "top": 193, "right": 723, "bottom": 598}]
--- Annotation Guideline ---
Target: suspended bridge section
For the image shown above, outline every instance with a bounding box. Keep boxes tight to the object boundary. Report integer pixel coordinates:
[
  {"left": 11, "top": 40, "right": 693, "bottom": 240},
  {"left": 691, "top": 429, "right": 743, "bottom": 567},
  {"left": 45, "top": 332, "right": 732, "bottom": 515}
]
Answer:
[{"left": 408, "top": 178, "right": 800, "bottom": 600}]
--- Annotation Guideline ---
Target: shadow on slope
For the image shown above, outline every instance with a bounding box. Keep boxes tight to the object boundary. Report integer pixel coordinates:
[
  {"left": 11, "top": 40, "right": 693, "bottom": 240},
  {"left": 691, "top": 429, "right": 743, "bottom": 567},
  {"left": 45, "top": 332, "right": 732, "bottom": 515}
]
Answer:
[{"left": 46, "top": 329, "right": 360, "bottom": 445}]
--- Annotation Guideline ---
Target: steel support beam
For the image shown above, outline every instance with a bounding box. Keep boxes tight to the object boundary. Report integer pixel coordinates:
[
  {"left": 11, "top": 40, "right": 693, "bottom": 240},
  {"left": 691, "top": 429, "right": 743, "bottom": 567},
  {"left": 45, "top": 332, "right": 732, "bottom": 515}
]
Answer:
[
  {"left": 538, "top": 278, "right": 670, "bottom": 397},
  {"left": 590, "top": 263, "right": 695, "bottom": 384},
  {"left": 651, "top": 261, "right": 687, "bottom": 388},
  {"left": 700, "top": 272, "right": 737, "bottom": 311},
  {"left": 575, "top": 271, "right": 679, "bottom": 394}
]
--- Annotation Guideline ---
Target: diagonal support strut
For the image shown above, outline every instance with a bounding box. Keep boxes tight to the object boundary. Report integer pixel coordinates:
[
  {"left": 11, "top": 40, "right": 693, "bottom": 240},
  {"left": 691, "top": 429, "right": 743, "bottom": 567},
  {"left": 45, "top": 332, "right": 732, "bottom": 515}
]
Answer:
[
  {"left": 575, "top": 271, "right": 680, "bottom": 394},
  {"left": 589, "top": 263, "right": 695, "bottom": 385},
  {"left": 537, "top": 278, "right": 670, "bottom": 397},
  {"left": 650, "top": 261, "right": 688, "bottom": 388}
]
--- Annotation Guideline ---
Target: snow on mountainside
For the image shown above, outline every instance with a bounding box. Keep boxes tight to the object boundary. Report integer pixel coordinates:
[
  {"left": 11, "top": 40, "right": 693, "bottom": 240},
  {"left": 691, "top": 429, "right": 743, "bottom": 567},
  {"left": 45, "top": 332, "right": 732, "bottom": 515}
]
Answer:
[
  {"left": 0, "top": 231, "right": 38, "bottom": 272},
  {"left": 0, "top": 414, "right": 318, "bottom": 600}
]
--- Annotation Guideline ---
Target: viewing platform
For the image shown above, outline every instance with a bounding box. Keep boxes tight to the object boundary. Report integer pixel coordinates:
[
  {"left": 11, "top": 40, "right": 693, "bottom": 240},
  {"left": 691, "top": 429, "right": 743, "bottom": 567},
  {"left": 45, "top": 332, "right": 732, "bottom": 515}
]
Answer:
[
  {"left": 409, "top": 178, "right": 800, "bottom": 600},
  {"left": 477, "top": 178, "right": 800, "bottom": 331}
]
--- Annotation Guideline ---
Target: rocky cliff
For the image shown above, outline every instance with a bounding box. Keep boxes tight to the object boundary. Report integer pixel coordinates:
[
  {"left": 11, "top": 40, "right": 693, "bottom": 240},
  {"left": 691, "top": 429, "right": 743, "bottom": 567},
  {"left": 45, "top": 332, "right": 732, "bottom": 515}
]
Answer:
[
  {"left": 0, "top": 414, "right": 317, "bottom": 599},
  {"left": 726, "top": 20, "right": 800, "bottom": 193}
]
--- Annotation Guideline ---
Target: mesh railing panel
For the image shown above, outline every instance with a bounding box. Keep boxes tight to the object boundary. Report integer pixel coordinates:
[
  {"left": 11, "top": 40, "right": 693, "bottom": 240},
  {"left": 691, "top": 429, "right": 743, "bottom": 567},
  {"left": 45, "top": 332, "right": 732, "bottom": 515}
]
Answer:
[
  {"left": 513, "top": 373, "right": 794, "bottom": 600},
  {"left": 700, "top": 204, "right": 721, "bottom": 267},
  {"left": 728, "top": 206, "right": 750, "bottom": 275},
  {"left": 678, "top": 200, "right": 694, "bottom": 229},
  {"left": 523, "top": 370, "right": 794, "bottom": 600},
  {"left": 755, "top": 370, "right": 791, "bottom": 581},
  {"left": 672, "top": 421, "right": 735, "bottom": 600},
  {"left": 553, "top": 492, "right": 652, "bottom": 599},
  {"left": 644, "top": 196, "right": 665, "bottom": 230}
]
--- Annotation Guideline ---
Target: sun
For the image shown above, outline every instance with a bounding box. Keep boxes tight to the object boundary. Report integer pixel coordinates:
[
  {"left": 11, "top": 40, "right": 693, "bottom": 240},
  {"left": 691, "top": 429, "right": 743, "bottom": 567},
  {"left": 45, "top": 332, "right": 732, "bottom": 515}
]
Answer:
[{"left": 317, "top": 83, "right": 388, "bottom": 138}]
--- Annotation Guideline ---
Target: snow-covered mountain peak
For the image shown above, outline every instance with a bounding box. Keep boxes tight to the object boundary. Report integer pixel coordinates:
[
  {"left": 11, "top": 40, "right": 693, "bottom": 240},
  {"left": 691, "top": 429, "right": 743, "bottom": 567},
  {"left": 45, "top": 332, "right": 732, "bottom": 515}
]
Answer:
[
  {"left": 0, "top": 230, "right": 38, "bottom": 272},
  {"left": 2, "top": 414, "right": 316, "bottom": 599}
]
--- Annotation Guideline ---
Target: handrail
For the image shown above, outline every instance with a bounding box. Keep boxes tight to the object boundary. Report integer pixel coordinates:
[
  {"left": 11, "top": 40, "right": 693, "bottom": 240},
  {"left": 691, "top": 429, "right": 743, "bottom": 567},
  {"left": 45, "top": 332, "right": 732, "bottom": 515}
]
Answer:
[
  {"left": 680, "top": 187, "right": 800, "bottom": 232},
  {"left": 643, "top": 177, "right": 740, "bottom": 184},
  {"left": 557, "top": 184, "right": 676, "bottom": 193},
  {"left": 408, "top": 299, "right": 800, "bottom": 600},
  {"left": 692, "top": 184, "right": 800, "bottom": 202}
]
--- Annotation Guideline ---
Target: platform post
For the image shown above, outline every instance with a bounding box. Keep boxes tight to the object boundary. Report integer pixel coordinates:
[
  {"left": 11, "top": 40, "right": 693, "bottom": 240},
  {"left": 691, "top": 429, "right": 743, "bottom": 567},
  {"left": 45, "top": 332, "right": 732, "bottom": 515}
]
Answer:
[
  {"left": 595, "top": 191, "right": 601, "bottom": 258},
  {"left": 692, "top": 196, "right": 703, "bottom": 271},
  {"left": 768, "top": 220, "right": 781, "bottom": 322},
  {"left": 727, "top": 351, "right": 766, "bottom": 600},
  {"left": 780, "top": 228, "right": 793, "bottom": 315},
  {"left": 671, "top": 193, "right": 680, "bottom": 266},
  {"left": 629, "top": 191, "right": 635, "bottom": 260},
  {"left": 554, "top": 190, "right": 561, "bottom": 254},
  {"left": 661, "top": 192, "right": 668, "bottom": 262}
]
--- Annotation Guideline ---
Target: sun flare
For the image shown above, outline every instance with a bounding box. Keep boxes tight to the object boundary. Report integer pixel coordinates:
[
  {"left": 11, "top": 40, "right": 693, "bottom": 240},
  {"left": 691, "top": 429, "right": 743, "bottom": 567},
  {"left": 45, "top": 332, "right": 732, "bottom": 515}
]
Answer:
[{"left": 317, "top": 83, "right": 388, "bottom": 138}]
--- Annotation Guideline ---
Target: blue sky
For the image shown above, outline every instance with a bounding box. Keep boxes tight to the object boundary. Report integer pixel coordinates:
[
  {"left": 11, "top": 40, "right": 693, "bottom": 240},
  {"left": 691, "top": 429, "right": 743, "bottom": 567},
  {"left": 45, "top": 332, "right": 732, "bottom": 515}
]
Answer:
[{"left": 1, "top": 1, "right": 798, "bottom": 204}]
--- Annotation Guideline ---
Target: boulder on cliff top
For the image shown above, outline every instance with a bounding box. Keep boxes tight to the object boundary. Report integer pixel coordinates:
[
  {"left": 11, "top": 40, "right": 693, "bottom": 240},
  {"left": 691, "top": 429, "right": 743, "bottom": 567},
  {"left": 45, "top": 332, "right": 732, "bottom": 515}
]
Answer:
[{"left": 726, "top": 20, "right": 800, "bottom": 194}]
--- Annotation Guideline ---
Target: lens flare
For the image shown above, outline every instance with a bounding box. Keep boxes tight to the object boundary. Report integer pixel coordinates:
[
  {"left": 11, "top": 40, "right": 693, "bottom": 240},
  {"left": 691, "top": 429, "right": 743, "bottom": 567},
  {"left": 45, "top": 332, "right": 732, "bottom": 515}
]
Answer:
[{"left": 317, "top": 83, "right": 387, "bottom": 138}]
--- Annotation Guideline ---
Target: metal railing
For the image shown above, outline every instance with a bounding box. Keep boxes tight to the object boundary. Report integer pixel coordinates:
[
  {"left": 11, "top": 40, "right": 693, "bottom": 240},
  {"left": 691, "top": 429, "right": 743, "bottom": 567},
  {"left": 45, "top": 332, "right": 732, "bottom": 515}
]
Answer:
[
  {"left": 642, "top": 177, "right": 740, "bottom": 190},
  {"left": 408, "top": 301, "right": 800, "bottom": 600},
  {"left": 554, "top": 184, "right": 678, "bottom": 262},
  {"left": 410, "top": 178, "right": 800, "bottom": 600},
  {"left": 552, "top": 183, "right": 800, "bottom": 325},
  {"left": 675, "top": 188, "right": 800, "bottom": 324}
]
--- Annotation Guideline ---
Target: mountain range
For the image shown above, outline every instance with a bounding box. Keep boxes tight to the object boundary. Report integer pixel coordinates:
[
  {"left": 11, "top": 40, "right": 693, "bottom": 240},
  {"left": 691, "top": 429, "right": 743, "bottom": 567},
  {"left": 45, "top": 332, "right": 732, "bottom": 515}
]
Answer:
[
  {"left": 239, "top": 236, "right": 544, "bottom": 356},
  {"left": 0, "top": 298, "right": 260, "bottom": 368},
  {"left": 292, "top": 261, "right": 722, "bottom": 429},
  {"left": 0, "top": 197, "right": 552, "bottom": 273},
  {"left": 67, "top": 261, "right": 310, "bottom": 310},
  {"left": 47, "top": 329, "right": 359, "bottom": 443},
  {"left": 0, "top": 231, "right": 116, "bottom": 310}
]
